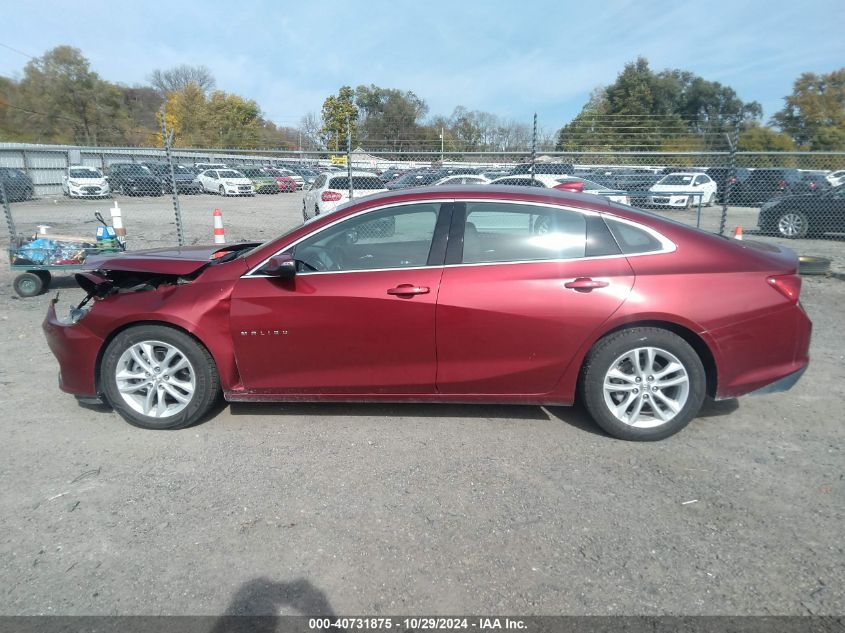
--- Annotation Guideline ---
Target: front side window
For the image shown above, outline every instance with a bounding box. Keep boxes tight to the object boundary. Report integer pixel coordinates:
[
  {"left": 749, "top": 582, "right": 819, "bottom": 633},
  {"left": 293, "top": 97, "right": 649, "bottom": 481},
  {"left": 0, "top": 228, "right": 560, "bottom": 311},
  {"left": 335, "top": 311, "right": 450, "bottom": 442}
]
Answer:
[
  {"left": 291, "top": 203, "right": 441, "bottom": 272},
  {"left": 461, "top": 202, "right": 587, "bottom": 264}
]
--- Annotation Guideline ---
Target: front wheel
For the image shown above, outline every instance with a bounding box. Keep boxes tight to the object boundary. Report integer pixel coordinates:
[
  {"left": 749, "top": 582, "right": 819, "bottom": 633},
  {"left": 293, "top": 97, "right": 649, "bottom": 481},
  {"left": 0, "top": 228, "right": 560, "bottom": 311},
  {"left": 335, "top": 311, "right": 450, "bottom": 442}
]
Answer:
[
  {"left": 776, "top": 211, "right": 809, "bottom": 238},
  {"left": 218, "top": 185, "right": 226, "bottom": 197},
  {"left": 100, "top": 325, "right": 221, "bottom": 430},
  {"left": 580, "top": 328, "right": 706, "bottom": 441}
]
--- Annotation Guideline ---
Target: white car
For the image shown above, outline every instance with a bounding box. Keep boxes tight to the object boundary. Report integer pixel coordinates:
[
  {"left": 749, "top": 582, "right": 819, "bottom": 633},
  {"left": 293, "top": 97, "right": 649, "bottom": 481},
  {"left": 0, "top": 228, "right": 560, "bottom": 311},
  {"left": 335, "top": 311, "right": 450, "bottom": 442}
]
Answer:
[
  {"left": 197, "top": 169, "right": 255, "bottom": 196},
  {"left": 62, "top": 165, "right": 110, "bottom": 198},
  {"left": 433, "top": 174, "right": 491, "bottom": 186},
  {"left": 194, "top": 162, "right": 228, "bottom": 171},
  {"left": 303, "top": 172, "right": 388, "bottom": 219},
  {"left": 648, "top": 172, "right": 717, "bottom": 208},
  {"left": 826, "top": 170, "right": 845, "bottom": 187},
  {"left": 489, "top": 174, "right": 631, "bottom": 204}
]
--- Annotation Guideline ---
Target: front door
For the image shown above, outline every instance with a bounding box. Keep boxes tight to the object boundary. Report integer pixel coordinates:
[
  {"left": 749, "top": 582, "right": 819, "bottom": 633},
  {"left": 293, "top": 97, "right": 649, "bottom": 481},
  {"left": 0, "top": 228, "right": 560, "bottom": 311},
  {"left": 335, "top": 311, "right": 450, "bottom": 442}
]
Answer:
[{"left": 230, "top": 201, "right": 449, "bottom": 394}]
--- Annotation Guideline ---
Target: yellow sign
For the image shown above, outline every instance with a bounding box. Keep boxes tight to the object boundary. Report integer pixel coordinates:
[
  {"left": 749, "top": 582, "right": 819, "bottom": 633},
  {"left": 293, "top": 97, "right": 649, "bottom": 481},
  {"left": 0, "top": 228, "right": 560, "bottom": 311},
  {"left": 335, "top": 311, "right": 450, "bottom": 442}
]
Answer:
[{"left": 330, "top": 155, "right": 347, "bottom": 165}]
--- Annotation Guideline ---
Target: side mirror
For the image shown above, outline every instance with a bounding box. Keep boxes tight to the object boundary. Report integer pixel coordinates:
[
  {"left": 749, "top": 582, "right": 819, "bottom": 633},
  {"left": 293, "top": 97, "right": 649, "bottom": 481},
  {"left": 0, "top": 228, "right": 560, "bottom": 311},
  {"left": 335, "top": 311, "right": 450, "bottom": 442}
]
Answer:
[{"left": 260, "top": 253, "right": 296, "bottom": 279}]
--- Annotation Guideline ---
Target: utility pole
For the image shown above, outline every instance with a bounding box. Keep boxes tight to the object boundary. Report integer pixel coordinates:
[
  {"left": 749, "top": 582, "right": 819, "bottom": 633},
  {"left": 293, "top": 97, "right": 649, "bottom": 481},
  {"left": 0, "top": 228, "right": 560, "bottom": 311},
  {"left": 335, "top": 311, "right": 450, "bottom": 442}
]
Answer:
[
  {"left": 346, "top": 114, "right": 353, "bottom": 200},
  {"left": 440, "top": 126, "right": 444, "bottom": 163},
  {"left": 530, "top": 113, "right": 537, "bottom": 184}
]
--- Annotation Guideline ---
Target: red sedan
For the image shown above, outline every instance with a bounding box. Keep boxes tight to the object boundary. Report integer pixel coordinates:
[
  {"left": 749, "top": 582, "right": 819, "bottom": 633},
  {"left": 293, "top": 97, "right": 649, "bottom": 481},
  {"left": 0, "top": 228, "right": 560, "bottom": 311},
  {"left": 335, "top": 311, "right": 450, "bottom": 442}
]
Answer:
[
  {"left": 43, "top": 186, "right": 811, "bottom": 440},
  {"left": 262, "top": 168, "right": 298, "bottom": 193}
]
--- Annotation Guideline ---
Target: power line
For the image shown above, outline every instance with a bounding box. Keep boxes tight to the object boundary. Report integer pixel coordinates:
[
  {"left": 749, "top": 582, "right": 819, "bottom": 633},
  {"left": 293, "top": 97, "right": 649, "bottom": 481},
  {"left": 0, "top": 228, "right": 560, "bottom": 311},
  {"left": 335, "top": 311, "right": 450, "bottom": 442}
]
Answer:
[{"left": 0, "top": 42, "right": 35, "bottom": 59}]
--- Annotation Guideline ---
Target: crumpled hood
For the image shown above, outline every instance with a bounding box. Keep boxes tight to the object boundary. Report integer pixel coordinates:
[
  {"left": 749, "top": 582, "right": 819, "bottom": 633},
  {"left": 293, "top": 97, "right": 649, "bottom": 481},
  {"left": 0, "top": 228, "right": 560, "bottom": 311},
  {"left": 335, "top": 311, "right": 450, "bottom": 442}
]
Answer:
[{"left": 83, "top": 245, "right": 231, "bottom": 275}]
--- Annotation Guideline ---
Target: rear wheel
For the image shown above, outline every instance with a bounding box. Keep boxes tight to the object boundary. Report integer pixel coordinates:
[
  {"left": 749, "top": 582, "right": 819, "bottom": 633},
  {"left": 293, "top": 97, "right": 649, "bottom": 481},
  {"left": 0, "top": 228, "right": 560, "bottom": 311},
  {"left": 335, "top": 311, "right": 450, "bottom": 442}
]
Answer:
[
  {"left": 13, "top": 272, "right": 44, "bottom": 297},
  {"left": 580, "top": 328, "right": 706, "bottom": 441},
  {"left": 776, "top": 211, "right": 809, "bottom": 238},
  {"left": 34, "top": 270, "right": 52, "bottom": 288},
  {"left": 100, "top": 325, "right": 221, "bottom": 430}
]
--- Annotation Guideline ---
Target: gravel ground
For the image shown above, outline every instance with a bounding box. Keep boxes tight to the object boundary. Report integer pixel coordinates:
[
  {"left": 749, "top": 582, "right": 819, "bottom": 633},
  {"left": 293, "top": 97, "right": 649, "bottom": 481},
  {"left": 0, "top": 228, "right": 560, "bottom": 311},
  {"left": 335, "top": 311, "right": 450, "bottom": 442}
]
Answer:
[{"left": 0, "top": 192, "right": 843, "bottom": 616}]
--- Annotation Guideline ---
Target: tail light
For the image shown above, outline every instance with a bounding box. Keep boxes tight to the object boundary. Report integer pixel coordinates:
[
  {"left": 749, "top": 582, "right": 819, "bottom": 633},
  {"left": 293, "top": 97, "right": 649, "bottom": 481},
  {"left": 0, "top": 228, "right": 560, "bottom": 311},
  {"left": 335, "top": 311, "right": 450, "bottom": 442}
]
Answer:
[
  {"left": 554, "top": 181, "right": 584, "bottom": 192},
  {"left": 809, "top": 182, "right": 816, "bottom": 189},
  {"left": 321, "top": 191, "right": 342, "bottom": 202},
  {"left": 767, "top": 274, "right": 801, "bottom": 303},
  {"left": 778, "top": 180, "right": 787, "bottom": 189}
]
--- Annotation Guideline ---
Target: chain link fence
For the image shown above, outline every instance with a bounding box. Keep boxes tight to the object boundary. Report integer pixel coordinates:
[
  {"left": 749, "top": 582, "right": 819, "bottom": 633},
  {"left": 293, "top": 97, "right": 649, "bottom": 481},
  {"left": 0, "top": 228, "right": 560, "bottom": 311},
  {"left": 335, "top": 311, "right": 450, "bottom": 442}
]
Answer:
[{"left": 2, "top": 141, "right": 844, "bottom": 295}]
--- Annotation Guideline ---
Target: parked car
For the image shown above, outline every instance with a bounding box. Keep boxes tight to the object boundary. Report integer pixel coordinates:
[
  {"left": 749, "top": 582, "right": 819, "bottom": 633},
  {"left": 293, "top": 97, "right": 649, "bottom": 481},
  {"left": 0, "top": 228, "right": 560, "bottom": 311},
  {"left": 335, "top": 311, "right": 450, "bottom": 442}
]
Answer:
[
  {"left": 260, "top": 168, "right": 299, "bottom": 193},
  {"left": 555, "top": 177, "right": 630, "bottom": 204},
  {"left": 141, "top": 162, "right": 203, "bottom": 195},
  {"left": 510, "top": 162, "right": 574, "bottom": 176},
  {"left": 733, "top": 168, "right": 803, "bottom": 206},
  {"left": 704, "top": 167, "right": 752, "bottom": 204},
  {"left": 194, "top": 162, "right": 228, "bottom": 171},
  {"left": 385, "top": 171, "right": 440, "bottom": 190},
  {"left": 303, "top": 172, "right": 387, "bottom": 218},
  {"left": 796, "top": 172, "right": 832, "bottom": 195},
  {"left": 62, "top": 166, "right": 110, "bottom": 198},
  {"left": 758, "top": 184, "right": 845, "bottom": 238},
  {"left": 0, "top": 167, "right": 34, "bottom": 201},
  {"left": 379, "top": 168, "right": 410, "bottom": 183},
  {"left": 107, "top": 163, "right": 163, "bottom": 196},
  {"left": 433, "top": 174, "right": 491, "bottom": 186},
  {"left": 647, "top": 173, "right": 718, "bottom": 208},
  {"left": 240, "top": 168, "right": 281, "bottom": 194},
  {"left": 488, "top": 175, "right": 558, "bottom": 188},
  {"left": 611, "top": 172, "right": 663, "bottom": 206},
  {"left": 43, "top": 186, "right": 812, "bottom": 441},
  {"left": 279, "top": 164, "right": 319, "bottom": 186},
  {"left": 196, "top": 169, "right": 255, "bottom": 196},
  {"left": 826, "top": 170, "right": 845, "bottom": 187}
]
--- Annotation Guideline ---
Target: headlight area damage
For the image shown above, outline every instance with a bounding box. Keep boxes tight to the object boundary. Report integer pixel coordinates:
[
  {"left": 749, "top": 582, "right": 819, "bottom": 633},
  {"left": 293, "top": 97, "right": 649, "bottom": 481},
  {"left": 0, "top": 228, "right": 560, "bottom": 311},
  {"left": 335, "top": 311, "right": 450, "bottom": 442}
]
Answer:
[{"left": 43, "top": 242, "right": 259, "bottom": 400}]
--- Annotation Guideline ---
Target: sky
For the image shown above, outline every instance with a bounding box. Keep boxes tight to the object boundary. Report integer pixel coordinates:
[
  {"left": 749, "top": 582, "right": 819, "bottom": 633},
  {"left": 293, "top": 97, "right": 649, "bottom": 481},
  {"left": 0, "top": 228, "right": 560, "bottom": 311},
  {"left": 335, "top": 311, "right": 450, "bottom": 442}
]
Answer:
[{"left": 2, "top": 0, "right": 844, "bottom": 132}]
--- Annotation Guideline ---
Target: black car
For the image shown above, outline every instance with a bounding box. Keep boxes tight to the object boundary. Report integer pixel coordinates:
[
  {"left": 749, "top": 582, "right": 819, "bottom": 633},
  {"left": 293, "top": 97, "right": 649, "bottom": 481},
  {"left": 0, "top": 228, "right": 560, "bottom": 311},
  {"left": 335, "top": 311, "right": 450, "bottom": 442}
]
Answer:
[
  {"left": 384, "top": 171, "right": 439, "bottom": 190},
  {"left": 733, "top": 168, "right": 802, "bottom": 206},
  {"left": 0, "top": 167, "right": 34, "bottom": 202},
  {"left": 511, "top": 162, "right": 574, "bottom": 176},
  {"left": 107, "top": 163, "right": 163, "bottom": 196},
  {"left": 795, "top": 172, "right": 832, "bottom": 195},
  {"left": 142, "top": 162, "right": 202, "bottom": 194},
  {"left": 612, "top": 172, "right": 663, "bottom": 206},
  {"left": 758, "top": 185, "right": 845, "bottom": 238},
  {"left": 705, "top": 167, "right": 752, "bottom": 203}
]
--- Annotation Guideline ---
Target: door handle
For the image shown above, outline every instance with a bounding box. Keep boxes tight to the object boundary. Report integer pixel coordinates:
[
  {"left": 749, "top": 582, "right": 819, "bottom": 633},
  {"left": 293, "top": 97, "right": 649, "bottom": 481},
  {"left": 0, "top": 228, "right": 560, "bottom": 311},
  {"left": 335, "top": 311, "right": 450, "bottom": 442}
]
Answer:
[
  {"left": 387, "top": 284, "right": 430, "bottom": 296},
  {"left": 564, "top": 278, "right": 609, "bottom": 292}
]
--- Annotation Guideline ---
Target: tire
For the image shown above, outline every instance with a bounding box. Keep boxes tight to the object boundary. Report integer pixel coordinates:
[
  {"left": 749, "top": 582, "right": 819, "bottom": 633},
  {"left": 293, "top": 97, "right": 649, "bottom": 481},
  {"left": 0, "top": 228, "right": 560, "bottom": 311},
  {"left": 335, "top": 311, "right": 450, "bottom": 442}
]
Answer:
[
  {"left": 687, "top": 195, "right": 697, "bottom": 209},
  {"left": 705, "top": 192, "right": 714, "bottom": 207},
  {"left": 302, "top": 202, "right": 308, "bottom": 221},
  {"left": 776, "top": 211, "right": 809, "bottom": 238},
  {"left": 579, "top": 327, "right": 706, "bottom": 441},
  {"left": 100, "top": 325, "right": 221, "bottom": 430},
  {"left": 315, "top": 205, "right": 320, "bottom": 216},
  {"left": 219, "top": 185, "right": 226, "bottom": 197},
  {"left": 13, "top": 272, "right": 44, "bottom": 297}
]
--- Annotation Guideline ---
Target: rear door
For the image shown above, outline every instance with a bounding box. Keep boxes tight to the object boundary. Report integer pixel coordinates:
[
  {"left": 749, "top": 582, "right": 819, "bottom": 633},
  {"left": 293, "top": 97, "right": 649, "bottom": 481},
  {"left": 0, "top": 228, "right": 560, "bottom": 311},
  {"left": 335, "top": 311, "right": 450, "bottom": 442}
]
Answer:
[{"left": 435, "top": 201, "right": 635, "bottom": 395}]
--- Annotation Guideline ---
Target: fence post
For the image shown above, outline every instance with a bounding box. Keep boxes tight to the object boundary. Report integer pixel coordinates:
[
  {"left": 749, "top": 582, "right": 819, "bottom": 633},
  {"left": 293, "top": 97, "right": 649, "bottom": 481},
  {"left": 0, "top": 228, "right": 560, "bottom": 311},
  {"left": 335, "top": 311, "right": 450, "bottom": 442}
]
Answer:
[
  {"left": 159, "top": 107, "right": 185, "bottom": 247},
  {"left": 719, "top": 124, "right": 740, "bottom": 236},
  {"left": 346, "top": 114, "right": 353, "bottom": 200},
  {"left": 530, "top": 113, "right": 537, "bottom": 183},
  {"left": 1, "top": 180, "right": 16, "bottom": 241}
]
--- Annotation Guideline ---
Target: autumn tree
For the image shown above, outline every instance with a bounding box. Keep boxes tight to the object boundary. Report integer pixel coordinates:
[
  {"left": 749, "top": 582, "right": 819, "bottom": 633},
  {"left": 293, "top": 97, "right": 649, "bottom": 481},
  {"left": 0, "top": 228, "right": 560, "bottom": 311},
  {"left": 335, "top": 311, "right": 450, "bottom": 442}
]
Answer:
[
  {"left": 772, "top": 69, "right": 845, "bottom": 150},
  {"left": 320, "top": 86, "right": 358, "bottom": 151}
]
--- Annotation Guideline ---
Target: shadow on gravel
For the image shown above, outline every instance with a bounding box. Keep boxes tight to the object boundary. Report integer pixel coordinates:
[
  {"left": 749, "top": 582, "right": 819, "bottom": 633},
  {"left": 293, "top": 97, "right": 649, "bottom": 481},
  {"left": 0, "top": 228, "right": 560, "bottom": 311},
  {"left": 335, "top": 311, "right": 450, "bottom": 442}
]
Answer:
[{"left": 209, "top": 577, "right": 336, "bottom": 632}]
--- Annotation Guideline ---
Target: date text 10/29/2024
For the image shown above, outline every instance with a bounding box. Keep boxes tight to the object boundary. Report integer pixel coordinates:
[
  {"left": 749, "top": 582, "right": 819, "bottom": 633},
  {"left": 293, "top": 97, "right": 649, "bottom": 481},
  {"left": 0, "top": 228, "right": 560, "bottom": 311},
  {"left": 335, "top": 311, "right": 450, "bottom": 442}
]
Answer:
[{"left": 308, "top": 618, "right": 527, "bottom": 630}]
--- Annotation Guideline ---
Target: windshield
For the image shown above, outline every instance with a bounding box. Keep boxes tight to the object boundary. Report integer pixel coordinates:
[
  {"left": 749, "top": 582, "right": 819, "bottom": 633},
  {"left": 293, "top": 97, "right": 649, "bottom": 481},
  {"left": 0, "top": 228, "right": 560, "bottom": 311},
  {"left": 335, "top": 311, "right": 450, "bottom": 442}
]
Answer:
[
  {"left": 658, "top": 174, "right": 695, "bottom": 186},
  {"left": 328, "top": 176, "right": 385, "bottom": 190},
  {"left": 69, "top": 168, "right": 101, "bottom": 178},
  {"left": 121, "top": 165, "right": 152, "bottom": 176},
  {"left": 218, "top": 170, "right": 243, "bottom": 178}
]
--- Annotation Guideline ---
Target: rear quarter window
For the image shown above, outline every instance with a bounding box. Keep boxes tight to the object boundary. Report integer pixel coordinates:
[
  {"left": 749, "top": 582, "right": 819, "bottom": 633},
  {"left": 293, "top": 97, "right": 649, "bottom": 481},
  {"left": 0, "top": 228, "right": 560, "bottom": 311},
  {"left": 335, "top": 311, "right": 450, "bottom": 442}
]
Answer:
[{"left": 605, "top": 218, "right": 665, "bottom": 254}]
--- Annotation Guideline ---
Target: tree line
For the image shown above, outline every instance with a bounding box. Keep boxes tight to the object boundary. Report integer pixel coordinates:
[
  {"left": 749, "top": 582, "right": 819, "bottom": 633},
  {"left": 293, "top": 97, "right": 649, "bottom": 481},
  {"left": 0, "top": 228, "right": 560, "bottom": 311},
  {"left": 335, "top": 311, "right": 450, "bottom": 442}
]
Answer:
[{"left": 1, "top": 46, "right": 842, "bottom": 153}]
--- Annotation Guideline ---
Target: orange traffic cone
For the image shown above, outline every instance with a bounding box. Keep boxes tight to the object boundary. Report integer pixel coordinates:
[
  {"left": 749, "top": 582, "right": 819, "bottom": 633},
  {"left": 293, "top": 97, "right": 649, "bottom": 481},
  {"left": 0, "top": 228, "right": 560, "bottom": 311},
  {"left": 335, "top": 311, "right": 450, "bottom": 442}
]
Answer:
[
  {"left": 213, "top": 209, "right": 226, "bottom": 244},
  {"left": 733, "top": 226, "right": 743, "bottom": 240}
]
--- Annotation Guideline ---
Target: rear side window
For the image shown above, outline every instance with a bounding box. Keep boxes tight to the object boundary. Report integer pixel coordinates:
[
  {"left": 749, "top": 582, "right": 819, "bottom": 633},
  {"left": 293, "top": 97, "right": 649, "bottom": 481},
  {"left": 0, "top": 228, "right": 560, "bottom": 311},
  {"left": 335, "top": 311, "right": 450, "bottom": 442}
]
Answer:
[
  {"left": 461, "top": 202, "right": 586, "bottom": 264},
  {"left": 328, "top": 176, "right": 384, "bottom": 190},
  {"left": 605, "top": 218, "right": 665, "bottom": 254}
]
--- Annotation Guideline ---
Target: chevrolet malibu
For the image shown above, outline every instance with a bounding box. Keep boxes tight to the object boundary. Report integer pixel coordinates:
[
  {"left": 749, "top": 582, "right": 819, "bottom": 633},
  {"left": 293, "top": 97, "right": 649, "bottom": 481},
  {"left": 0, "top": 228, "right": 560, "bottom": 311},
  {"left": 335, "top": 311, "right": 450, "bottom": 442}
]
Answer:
[{"left": 43, "top": 186, "right": 811, "bottom": 441}]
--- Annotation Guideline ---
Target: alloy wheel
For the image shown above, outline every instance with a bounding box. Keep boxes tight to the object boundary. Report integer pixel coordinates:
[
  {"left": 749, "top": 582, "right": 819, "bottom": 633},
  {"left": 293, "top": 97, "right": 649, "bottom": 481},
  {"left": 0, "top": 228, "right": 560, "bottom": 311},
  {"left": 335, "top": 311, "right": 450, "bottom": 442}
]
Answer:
[
  {"left": 602, "top": 346, "right": 690, "bottom": 428},
  {"left": 114, "top": 340, "right": 196, "bottom": 418},
  {"left": 778, "top": 213, "right": 805, "bottom": 238}
]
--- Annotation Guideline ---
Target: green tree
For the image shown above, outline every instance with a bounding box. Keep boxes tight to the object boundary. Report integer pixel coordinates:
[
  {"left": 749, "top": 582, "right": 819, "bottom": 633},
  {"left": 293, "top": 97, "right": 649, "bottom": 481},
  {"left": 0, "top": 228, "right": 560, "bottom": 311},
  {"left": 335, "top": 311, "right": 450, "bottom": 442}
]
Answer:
[
  {"left": 206, "top": 91, "right": 261, "bottom": 148},
  {"left": 772, "top": 69, "right": 845, "bottom": 150},
  {"left": 737, "top": 123, "right": 796, "bottom": 151},
  {"left": 556, "top": 57, "right": 761, "bottom": 151},
  {"left": 354, "top": 84, "right": 428, "bottom": 152},
  {"left": 13, "top": 45, "right": 130, "bottom": 145},
  {"left": 320, "top": 86, "right": 358, "bottom": 151}
]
